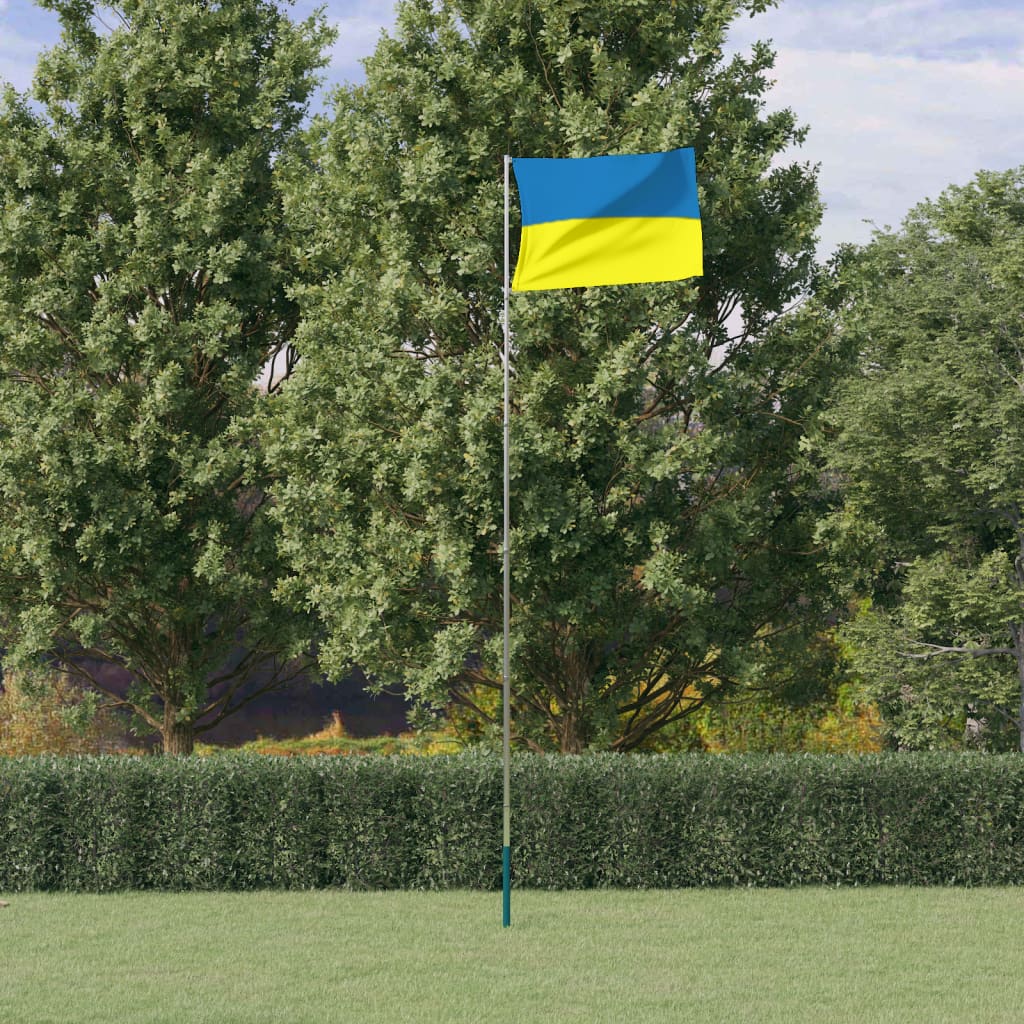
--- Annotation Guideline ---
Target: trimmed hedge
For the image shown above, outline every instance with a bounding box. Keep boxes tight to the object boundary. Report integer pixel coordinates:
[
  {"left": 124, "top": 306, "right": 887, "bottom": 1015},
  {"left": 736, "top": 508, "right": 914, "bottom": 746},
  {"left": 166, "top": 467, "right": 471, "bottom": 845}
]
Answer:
[{"left": 2, "top": 751, "right": 1024, "bottom": 891}]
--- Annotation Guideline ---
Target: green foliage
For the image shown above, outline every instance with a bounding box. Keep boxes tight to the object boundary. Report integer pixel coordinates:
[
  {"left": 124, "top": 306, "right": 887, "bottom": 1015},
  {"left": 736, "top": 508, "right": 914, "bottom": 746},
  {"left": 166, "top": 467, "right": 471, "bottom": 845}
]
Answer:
[
  {"left": 0, "top": 1, "right": 333, "bottom": 752},
  {"left": 643, "top": 681, "right": 883, "bottom": 754},
  {"left": 269, "top": 0, "right": 840, "bottom": 754},
  {"left": 0, "top": 668, "right": 123, "bottom": 755},
  {"left": 817, "top": 167, "right": 1024, "bottom": 750},
  {"left": 3, "top": 751, "right": 1024, "bottom": 891}
]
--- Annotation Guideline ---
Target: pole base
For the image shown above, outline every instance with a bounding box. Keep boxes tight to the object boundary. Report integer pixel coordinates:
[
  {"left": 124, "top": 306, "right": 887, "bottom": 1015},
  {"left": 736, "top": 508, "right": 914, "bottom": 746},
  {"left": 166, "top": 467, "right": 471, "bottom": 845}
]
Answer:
[{"left": 502, "top": 845, "right": 511, "bottom": 928}]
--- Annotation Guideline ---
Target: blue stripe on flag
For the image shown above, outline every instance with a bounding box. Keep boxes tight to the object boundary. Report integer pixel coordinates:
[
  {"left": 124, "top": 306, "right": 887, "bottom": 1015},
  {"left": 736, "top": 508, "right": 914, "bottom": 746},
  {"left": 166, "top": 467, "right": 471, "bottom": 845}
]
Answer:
[{"left": 511, "top": 148, "right": 700, "bottom": 226}]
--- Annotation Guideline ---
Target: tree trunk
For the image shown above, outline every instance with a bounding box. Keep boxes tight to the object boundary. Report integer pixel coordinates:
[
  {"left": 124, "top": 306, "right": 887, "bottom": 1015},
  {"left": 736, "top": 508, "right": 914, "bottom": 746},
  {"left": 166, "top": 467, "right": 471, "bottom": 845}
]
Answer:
[
  {"left": 556, "top": 689, "right": 587, "bottom": 753},
  {"left": 162, "top": 706, "right": 195, "bottom": 755},
  {"left": 964, "top": 704, "right": 987, "bottom": 748},
  {"left": 560, "top": 718, "right": 585, "bottom": 754}
]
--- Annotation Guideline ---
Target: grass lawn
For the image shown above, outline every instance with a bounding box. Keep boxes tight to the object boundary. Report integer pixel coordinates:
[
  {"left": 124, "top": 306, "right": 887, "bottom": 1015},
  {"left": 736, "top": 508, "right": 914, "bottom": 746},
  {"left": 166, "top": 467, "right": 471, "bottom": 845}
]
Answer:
[{"left": 1, "top": 887, "right": 1021, "bottom": 1023}]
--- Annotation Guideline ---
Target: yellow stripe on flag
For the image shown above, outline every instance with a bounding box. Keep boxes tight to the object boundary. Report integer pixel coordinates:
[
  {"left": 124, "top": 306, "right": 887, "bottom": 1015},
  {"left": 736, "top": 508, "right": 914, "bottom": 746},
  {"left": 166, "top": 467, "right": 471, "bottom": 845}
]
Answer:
[{"left": 511, "top": 216, "right": 703, "bottom": 292}]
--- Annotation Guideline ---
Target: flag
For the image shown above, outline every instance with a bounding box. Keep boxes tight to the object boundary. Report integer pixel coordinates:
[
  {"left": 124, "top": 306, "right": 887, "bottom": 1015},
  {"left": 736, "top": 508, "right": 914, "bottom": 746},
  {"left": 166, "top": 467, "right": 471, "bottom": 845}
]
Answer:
[{"left": 510, "top": 148, "right": 702, "bottom": 292}]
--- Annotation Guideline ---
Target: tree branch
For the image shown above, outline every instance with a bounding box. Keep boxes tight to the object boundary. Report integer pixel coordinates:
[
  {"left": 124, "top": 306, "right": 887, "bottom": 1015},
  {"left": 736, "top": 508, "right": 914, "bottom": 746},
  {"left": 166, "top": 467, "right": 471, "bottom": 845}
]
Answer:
[
  {"left": 900, "top": 641, "right": 1016, "bottom": 660},
  {"left": 194, "top": 656, "right": 313, "bottom": 732},
  {"left": 59, "top": 660, "right": 163, "bottom": 731}
]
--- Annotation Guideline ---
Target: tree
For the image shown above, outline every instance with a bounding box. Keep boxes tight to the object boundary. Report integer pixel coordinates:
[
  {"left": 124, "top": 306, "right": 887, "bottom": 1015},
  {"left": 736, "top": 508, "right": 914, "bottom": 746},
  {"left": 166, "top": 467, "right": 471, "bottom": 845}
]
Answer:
[
  {"left": 0, "top": 0, "right": 332, "bottom": 753},
  {"left": 818, "top": 167, "right": 1024, "bottom": 751},
  {"left": 269, "top": 0, "right": 838, "bottom": 752}
]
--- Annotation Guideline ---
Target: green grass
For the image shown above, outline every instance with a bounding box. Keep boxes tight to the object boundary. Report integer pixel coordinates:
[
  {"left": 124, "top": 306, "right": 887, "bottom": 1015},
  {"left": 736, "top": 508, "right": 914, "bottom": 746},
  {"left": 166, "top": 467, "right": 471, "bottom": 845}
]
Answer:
[{"left": 1, "top": 888, "right": 1021, "bottom": 1023}]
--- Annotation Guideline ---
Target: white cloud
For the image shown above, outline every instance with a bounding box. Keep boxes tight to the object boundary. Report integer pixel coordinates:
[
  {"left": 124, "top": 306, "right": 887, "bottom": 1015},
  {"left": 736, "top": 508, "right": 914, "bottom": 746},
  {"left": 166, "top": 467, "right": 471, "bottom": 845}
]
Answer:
[
  {"left": 328, "top": 7, "right": 394, "bottom": 82},
  {"left": 729, "top": 0, "right": 1023, "bottom": 63},
  {"left": 281, "top": 0, "right": 395, "bottom": 108},
  {"left": 724, "top": 1, "right": 1024, "bottom": 257},
  {"left": 282, "top": 0, "right": 397, "bottom": 86},
  {"left": 761, "top": 46, "right": 1024, "bottom": 255},
  {"left": 0, "top": 27, "right": 44, "bottom": 93}
]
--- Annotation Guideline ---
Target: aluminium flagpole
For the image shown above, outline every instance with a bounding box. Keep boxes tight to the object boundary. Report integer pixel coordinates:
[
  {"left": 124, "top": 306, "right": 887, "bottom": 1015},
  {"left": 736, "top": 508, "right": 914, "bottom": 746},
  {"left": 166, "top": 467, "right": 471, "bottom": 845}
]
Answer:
[
  {"left": 494, "top": 149, "right": 700, "bottom": 927},
  {"left": 501, "top": 153, "right": 512, "bottom": 929}
]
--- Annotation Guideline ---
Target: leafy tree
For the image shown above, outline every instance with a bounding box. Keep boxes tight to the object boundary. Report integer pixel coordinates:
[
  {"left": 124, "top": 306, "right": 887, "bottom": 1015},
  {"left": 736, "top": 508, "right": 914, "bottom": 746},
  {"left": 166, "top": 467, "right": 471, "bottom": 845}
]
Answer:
[
  {"left": 0, "top": 0, "right": 332, "bottom": 753},
  {"left": 818, "top": 167, "right": 1024, "bottom": 751},
  {"left": 270, "top": 0, "right": 839, "bottom": 752}
]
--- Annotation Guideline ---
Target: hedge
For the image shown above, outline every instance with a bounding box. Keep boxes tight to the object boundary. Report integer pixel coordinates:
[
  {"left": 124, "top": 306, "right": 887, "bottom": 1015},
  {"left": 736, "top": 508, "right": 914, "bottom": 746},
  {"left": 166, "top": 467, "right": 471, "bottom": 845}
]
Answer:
[{"left": 1, "top": 751, "right": 1023, "bottom": 891}]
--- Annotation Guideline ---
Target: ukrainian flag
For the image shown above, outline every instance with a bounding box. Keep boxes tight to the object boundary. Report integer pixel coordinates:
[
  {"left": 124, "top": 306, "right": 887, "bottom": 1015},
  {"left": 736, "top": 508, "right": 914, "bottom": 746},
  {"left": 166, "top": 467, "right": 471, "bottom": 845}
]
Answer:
[{"left": 510, "top": 148, "right": 702, "bottom": 292}]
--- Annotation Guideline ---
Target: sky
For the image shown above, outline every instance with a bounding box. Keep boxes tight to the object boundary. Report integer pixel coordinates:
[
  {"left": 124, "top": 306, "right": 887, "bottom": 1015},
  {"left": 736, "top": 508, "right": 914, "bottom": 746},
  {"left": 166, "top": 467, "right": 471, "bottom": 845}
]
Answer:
[{"left": 1, "top": 0, "right": 1022, "bottom": 259}]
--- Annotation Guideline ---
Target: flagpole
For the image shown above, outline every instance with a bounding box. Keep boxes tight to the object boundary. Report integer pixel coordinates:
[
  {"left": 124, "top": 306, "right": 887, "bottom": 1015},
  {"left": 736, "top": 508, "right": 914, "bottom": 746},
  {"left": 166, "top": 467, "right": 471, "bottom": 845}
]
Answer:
[{"left": 501, "top": 154, "right": 512, "bottom": 929}]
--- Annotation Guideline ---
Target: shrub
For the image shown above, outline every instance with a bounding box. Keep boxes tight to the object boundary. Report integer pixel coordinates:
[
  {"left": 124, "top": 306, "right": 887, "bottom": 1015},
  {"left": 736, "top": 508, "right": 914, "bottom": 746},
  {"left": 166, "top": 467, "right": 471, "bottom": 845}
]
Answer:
[{"left": 1, "top": 752, "right": 1022, "bottom": 892}]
